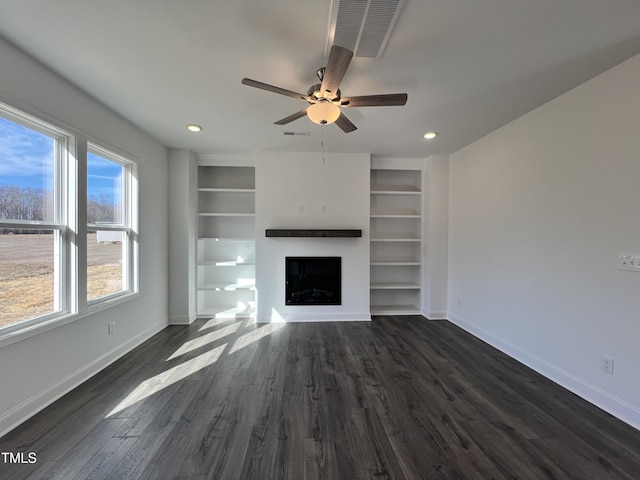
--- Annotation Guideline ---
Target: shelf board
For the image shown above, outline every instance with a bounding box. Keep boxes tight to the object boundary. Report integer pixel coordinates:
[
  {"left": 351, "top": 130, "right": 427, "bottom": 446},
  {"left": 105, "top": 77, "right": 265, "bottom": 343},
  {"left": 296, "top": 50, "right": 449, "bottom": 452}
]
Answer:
[
  {"left": 370, "top": 215, "right": 421, "bottom": 219},
  {"left": 198, "top": 187, "right": 256, "bottom": 193},
  {"left": 370, "top": 237, "right": 421, "bottom": 242},
  {"left": 198, "top": 237, "right": 255, "bottom": 242},
  {"left": 370, "top": 185, "right": 420, "bottom": 194},
  {"left": 370, "top": 208, "right": 421, "bottom": 217},
  {"left": 197, "top": 305, "right": 256, "bottom": 319},
  {"left": 198, "top": 212, "right": 255, "bottom": 217},
  {"left": 198, "top": 260, "right": 255, "bottom": 266},
  {"left": 198, "top": 282, "right": 255, "bottom": 291},
  {"left": 370, "top": 304, "right": 421, "bottom": 316},
  {"left": 371, "top": 191, "right": 421, "bottom": 196},
  {"left": 370, "top": 261, "right": 421, "bottom": 266},
  {"left": 370, "top": 282, "right": 420, "bottom": 290}
]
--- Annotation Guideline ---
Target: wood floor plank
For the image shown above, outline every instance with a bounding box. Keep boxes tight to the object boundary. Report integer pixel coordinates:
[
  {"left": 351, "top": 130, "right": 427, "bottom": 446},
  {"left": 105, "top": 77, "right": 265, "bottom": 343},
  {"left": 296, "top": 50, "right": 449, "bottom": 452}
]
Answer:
[
  {"left": 106, "top": 381, "right": 202, "bottom": 479},
  {"left": 1, "top": 316, "right": 640, "bottom": 479}
]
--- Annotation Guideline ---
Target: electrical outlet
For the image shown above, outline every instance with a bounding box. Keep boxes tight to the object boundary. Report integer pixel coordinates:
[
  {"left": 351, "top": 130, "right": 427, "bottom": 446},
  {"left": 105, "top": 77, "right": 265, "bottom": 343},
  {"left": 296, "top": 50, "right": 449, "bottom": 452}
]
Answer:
[
  {"left": 601, "top": 355, "right": 614, "bottom": 374},
  {"left": 618, "top": 254, "right": 633, "bottom": 271},
  {"left": 618, "top": 254, "right": 640, "bottom": 272},
  {"left": 320, "top": 204, "right": 327, "bottom": 214},
  {"left": 108, "top": 322, "right": 116, "bottom": 335},
  {"left": 297, "top": 204, "right": 304, "bottom": 214}
]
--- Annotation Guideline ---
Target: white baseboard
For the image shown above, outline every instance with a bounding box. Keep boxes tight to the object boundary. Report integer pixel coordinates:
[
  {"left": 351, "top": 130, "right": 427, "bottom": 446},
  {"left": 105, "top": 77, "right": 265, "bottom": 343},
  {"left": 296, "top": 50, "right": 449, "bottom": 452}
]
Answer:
[
  {"left": 257, "top": 312, "right": 372, "bottom": 323},
  {"left": 169, "top": 314, "right": 195, "bottom": 325},
  {"left": 448, "top": 313, "right": 640, "bottom": 432},
  {"left": 425, "top": 311, "right": 448, "bottom": 320},
  {"left": 0, "top": 321, "right": 167, "bottom": 438}
]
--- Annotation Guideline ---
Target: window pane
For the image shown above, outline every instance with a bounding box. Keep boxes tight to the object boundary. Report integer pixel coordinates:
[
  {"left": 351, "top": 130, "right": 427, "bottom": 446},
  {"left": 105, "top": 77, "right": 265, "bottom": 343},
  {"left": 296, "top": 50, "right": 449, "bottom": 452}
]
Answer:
[
  {"left": 0, "top": 117, "right": 56, "bottom": 222},
  {"left": 0, "top": 230, "right": 58, "bottom": 328},
  {"left": 87, "top": 230, "right": 124, "bottom": 300},
  {"left": 87, "top": 152, "right": 124, "bottom": 224}
]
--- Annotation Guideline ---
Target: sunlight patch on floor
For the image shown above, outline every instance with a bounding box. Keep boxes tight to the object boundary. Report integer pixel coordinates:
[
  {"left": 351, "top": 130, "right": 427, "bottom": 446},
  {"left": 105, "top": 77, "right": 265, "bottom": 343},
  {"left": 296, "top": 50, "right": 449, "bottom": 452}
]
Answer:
[
  {"left": 199, "top": 316, "right": 238, "bottom": 332},
  {"left": 106, "top": 344, "right": 227, "bottom": 417},
  {"left": 167, "top": 322, "right": 241, "bottom": 360},
  {"left": 229, "top": 322, "right": 285, "bottom": 354}
]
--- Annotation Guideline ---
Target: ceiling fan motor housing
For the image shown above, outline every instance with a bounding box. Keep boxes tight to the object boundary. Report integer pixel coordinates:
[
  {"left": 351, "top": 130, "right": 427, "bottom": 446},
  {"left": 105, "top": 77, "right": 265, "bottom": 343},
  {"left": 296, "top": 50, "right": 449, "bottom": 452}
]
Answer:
[{"left": 308, "top": 84, "right": 342, "bottom": 103}]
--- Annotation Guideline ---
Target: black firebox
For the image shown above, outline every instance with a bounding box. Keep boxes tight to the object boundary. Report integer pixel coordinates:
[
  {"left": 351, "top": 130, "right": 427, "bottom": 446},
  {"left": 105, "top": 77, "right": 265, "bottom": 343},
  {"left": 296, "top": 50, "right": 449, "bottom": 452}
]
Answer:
[{"left": 285, "top": 257, "right": 341, "bottom": 305}]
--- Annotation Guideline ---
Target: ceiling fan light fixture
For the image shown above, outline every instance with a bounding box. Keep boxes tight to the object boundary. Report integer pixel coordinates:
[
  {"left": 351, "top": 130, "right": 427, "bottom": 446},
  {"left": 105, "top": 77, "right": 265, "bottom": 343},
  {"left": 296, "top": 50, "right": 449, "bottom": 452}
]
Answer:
[
  {"left": 307, "top": 102, "right": 341, "bottom": 125},
  {"left": 187, "top": 124, "right": 203, "bottom": 132}
]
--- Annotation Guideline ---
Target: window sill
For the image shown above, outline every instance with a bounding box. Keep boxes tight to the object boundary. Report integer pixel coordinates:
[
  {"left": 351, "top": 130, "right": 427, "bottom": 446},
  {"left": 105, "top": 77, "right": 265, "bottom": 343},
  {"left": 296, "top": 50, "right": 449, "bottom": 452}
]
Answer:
[{"left": 0, "top": 291, "right": 141, "bottom": 349}]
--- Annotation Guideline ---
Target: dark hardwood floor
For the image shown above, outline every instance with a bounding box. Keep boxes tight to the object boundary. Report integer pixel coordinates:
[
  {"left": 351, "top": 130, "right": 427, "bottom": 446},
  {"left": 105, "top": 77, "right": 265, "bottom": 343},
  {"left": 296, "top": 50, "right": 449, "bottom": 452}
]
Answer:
[{"left": 1, "top": 316, "right": 639, "bottom": 479}]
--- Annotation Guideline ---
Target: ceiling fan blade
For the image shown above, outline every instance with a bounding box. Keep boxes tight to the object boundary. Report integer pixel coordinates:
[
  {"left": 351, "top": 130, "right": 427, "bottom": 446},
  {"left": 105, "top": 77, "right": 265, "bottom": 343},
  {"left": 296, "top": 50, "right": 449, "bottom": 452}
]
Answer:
[
  {"left": 320, "top": 45, "right": 353, "bottom": 97},
  {"left": 341, "top": 93, "right": 408, "bottom": 107},
  {"left": 242, "top": 78, "right": 308, "bottom": 101},
  {"left": 274, "top": 108, "right": 309, "bottom": 125},
  {"left": 335, "top": 112, "right": 357, "bottom": 133}
]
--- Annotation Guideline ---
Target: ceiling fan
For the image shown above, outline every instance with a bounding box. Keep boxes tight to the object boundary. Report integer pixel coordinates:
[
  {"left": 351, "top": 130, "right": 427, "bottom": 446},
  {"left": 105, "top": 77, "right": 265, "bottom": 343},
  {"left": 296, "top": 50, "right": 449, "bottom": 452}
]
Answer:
[{"left": 241, "top": 45, "right": 407, "bottom": 133}]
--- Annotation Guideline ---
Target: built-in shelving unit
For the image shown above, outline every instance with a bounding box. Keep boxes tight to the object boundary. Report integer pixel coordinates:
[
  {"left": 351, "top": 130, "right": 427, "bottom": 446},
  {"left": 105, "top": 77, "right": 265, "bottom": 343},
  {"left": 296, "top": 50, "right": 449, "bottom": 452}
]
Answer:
[
  {"left": 370, "top": 165, "right": 423, "bottom": 315},
  {"left": 197, "top": 165, "right": 256, "bottom": 318}
]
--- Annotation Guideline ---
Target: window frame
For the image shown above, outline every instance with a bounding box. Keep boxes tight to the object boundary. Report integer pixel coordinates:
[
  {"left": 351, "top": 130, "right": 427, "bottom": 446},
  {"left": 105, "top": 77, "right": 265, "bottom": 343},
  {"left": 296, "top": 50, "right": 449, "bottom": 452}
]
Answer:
[
  {"left": 0, "top": 101, "right": 139, "bottom": 347},
  {"left": 86, "top": 143, "right": 138, "bottom": 304},
  {"left": 0, "top": 106, "right": 71, "bottom": 330}
]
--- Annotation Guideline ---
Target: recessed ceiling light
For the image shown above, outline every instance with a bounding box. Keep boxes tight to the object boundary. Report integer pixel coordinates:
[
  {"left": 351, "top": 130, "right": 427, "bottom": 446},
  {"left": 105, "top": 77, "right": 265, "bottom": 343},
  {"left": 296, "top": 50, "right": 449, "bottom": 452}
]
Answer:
[
  {"left": 423, "top": 131, "right": 438, "bottom": 140},
  {"left": 187, "top": 124, "right": 203, "bottom": 132}
]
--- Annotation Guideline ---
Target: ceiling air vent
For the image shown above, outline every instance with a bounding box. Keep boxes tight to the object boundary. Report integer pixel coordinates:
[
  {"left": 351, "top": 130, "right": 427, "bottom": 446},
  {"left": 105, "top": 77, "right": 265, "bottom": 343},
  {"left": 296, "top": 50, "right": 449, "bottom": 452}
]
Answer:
[
  {"left": 327, "top": 0, "right": 406, "bottom": 59},
  {"left": 282, "top": 131, "right": 310, "bottom": 136}
]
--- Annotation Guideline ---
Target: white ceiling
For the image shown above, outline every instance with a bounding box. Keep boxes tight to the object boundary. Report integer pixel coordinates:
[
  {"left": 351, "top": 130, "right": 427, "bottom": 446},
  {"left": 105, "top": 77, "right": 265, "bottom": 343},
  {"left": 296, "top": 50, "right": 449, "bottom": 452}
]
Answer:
[{"left": 1, "top": 0, "right": 640, "bottom": 158}]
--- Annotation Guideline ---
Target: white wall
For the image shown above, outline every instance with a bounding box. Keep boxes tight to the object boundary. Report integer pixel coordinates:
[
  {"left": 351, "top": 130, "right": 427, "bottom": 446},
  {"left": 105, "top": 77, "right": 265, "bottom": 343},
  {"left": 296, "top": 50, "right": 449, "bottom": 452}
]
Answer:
[
  {"left": 423, "top": 155, "right": 449, "bottom": 319},
  {"left": 255, "top": 151, "right": 371, "bottom": 322},
  {"left": 448, "top": 53, "right": 640, "bottom": 429},
  {"left": 0, "top": 37, "right": 169, "bottom": 435},
  {"left": 168, "top": 149, "right": 197, "bottom": 324}
]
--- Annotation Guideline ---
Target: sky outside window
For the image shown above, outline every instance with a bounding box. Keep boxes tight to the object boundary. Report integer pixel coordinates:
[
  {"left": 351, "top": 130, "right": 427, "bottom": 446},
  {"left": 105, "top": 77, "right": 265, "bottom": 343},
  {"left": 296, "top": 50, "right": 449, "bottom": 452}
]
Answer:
[
  {"left": 1, "top": 117, "right": 122, "bottom": 217},
  {"left": 0, "top": 116, "right": 55, "bottom": 221},
  {"left": 87, "top": 151, "right": 124, "bottom": 224}
]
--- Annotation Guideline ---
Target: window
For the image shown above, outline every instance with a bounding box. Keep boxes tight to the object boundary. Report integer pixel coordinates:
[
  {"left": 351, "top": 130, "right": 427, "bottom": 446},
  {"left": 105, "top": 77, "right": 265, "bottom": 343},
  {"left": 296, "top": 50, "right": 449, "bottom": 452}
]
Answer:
[
  {"left": 0, "top": 101, "right": 138, "bottom": 341},
  {"left": 87, "top": 146, "right": 136, "bottom": 301},
  {"left": 0, "top": 112, "right": 68, "bottom": 329}
]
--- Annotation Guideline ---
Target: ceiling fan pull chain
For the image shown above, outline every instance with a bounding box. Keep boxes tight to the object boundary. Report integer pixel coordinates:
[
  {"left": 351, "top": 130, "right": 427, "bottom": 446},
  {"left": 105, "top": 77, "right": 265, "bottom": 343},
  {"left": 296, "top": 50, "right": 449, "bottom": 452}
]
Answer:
[{"left": 321, "top": 123, "right": 325, "bottom": 164}]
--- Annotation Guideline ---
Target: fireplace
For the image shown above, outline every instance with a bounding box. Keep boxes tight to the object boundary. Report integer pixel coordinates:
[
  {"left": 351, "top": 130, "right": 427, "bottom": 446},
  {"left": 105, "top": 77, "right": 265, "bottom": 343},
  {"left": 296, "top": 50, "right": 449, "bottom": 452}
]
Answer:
[{"left": 285, "top": 257, "right": 341, "bottom": 305}]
